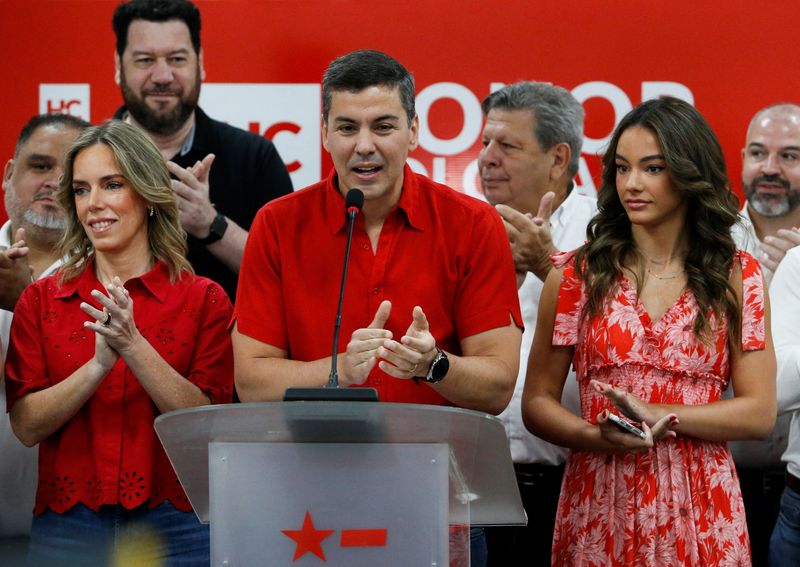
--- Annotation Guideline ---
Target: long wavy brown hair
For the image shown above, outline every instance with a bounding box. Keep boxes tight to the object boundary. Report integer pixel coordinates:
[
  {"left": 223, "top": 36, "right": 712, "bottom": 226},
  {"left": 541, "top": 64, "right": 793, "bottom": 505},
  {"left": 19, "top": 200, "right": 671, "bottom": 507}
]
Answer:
[
  {"left": 575, "top": 97, "right": 741, "bottom": 343},
  {"left": 54, "top": 120, "right": 192, "bottom": 283}
]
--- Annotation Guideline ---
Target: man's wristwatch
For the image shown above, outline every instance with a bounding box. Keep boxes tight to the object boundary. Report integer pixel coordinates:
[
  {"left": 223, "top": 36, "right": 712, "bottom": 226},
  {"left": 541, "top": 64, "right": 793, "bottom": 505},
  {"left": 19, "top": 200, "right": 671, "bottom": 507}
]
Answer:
[
  {"left": 414, "top": 348, "right": 449, "bottom": 384},
  {"left": 199, "top": 212, "right": 228, "bottom": 245}
]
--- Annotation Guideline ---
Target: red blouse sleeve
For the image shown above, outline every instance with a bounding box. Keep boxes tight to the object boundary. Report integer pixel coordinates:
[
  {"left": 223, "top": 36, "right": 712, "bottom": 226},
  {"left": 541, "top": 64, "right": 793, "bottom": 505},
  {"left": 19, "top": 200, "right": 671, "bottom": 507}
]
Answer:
[
  {"left": 552, "top": 251, "right": 583, "bottom": 347},
  {"left": 738, "top": 250, "right": 766, "bottom": 351},
  {"left": 186, "top": 280, "right": 234, "bottom": 404},
  {"left": 5, "top": 281, "right": 49, "bottom": 409}
]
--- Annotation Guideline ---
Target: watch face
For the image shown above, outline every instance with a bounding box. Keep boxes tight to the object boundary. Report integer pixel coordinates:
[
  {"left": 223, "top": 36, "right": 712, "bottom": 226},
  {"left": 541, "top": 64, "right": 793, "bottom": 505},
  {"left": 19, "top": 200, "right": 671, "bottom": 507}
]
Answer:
[
  {"left": 211, "top": 213, "right": 228, "bottom": 237},
  {"left": 201, "top": 213, "right": 228, "bottom": 244},
  {"left": 429, "top": 351, "right": 449, "bottom": 383}
]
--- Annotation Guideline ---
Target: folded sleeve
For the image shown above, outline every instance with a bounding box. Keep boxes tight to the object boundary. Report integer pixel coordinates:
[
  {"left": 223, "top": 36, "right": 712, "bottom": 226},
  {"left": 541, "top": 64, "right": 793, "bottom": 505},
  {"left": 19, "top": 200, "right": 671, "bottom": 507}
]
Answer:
[
  {"left": 187, "top": 281, "right": 234, "bottom": 404},
  {"left": 233, "top": 206, "right": 288, "bottom": 350},
  {"left": 452, "top": 205, "right": 522, "bottom": 339}
]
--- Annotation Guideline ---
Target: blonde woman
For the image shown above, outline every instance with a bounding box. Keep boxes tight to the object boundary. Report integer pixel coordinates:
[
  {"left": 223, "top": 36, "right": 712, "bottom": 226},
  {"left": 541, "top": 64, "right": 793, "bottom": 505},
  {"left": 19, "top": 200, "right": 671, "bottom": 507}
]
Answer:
[{"left": 5, "top": 120, "right": 233, "bottom": 566}]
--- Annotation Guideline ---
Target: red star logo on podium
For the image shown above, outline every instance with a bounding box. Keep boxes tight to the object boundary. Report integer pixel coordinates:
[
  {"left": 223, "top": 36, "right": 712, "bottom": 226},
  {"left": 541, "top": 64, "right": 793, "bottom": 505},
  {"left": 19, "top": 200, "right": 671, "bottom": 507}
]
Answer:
[{"left": 282, "top": 511, "right": 335, "bottom": 561}]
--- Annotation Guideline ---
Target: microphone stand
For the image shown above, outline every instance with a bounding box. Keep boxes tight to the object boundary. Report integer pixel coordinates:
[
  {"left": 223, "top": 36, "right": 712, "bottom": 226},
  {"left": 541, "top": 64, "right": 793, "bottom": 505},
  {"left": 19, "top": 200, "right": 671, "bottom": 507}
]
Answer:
[
  {"left": 327, "top": 205, "right": 357, "bottom": 388},
  {"left": 284, "top": 189, "right": 379, "bottom": 402}
]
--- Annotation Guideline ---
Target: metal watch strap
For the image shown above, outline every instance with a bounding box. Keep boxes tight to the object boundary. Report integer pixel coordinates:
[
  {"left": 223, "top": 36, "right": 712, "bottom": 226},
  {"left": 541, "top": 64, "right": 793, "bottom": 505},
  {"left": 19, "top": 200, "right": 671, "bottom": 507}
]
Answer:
[{"left": 414, "top": 348, "right": 448, "bottom": 384}]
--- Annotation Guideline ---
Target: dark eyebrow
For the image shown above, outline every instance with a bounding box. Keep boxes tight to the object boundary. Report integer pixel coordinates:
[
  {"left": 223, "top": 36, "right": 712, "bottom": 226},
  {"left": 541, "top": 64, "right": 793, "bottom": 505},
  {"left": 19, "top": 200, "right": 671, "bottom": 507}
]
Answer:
[
  {"left": 615, "top": 153, "right": 664, "bottom": 163},
  {"left": 639, "top": 154, "right": 665, "bottom": 163},
  {"left": 130, "top": 48, "right": 190, "bottom": 57},
  {"left": 747, "top": 142, "right": 800, "bottom": 153},
  {"left": 26, "top": 154, "right": 56, "bottom": 163},
  {"left": 333, "top": 114, "right": 401, "bottom": 124}
]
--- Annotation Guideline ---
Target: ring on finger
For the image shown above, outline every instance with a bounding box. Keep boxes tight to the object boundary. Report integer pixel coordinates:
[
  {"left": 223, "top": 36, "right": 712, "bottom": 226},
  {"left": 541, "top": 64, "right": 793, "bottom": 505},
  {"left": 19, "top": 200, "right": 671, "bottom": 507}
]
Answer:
[
  {"left": 103, "top": 312, "right": 112, "bottom": 326},
  {"left": 410, "top": 363, "right": 418, "bottom": 375}
]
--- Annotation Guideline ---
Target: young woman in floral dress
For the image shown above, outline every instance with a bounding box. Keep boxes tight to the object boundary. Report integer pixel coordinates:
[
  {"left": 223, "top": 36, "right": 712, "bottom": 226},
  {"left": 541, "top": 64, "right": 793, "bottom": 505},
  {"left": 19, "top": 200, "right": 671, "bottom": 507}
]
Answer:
[{"left": 523, "top": 97, "right": 776, "bottom": 566}]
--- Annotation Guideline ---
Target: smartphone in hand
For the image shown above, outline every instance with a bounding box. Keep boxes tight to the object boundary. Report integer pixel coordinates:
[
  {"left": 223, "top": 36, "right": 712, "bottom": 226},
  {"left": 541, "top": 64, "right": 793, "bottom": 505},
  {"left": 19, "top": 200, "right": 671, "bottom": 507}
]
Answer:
[{"left": 606, "top": 413, "right": 647, "bottom": 439}]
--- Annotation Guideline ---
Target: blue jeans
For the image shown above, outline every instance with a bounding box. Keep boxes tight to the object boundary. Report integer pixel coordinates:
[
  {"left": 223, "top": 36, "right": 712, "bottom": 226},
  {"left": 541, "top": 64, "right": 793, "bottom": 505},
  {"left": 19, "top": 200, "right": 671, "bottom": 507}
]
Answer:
[
  {"left": 471, "top": 526, "right": 487, "bottom": 567},
  {"left": 769, "top": 485, "right": 800, "bottom": 567},
  {"left": 28, "top": 502, "right": 209, "bottom": 566}
]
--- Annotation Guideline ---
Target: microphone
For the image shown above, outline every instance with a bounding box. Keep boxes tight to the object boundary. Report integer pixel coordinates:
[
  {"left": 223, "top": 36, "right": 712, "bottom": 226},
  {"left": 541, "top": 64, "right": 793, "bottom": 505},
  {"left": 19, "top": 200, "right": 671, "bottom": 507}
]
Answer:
[
  {"left": 284, "top": 188, "right": 379, "bottom": 402},
  {"left": 345, "top": 188, "right": 364, "bottom": 217}
]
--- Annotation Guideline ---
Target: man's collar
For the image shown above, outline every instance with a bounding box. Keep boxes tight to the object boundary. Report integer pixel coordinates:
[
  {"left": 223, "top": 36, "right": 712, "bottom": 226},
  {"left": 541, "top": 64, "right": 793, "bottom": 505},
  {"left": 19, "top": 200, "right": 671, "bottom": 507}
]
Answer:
[
  {"left": 324, "top": 164, "right": 425, "bottom": 234},
  {"left": 0, "top": 220, "right": 13, "bottom": 248},
  {"left": 550, "top": 187, "right": 572, "bottom": 231},
  {"left": 180, "top": 106, "right": 210, "bottom": 156},
  {"left": 178, "top": 120, "right": 196, "bottom": 156}
]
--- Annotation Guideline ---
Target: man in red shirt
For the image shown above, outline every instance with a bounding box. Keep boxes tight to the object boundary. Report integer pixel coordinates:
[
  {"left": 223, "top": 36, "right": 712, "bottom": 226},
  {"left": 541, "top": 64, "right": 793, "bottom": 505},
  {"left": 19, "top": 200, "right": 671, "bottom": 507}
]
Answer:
[{"left": 233, "top": 50, "right": 521, "bottom": 415}]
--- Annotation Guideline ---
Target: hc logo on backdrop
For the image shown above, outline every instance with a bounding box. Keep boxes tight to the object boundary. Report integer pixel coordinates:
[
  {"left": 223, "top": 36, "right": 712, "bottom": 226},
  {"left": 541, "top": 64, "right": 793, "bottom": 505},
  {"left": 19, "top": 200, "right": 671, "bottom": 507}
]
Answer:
[
  {"left": 200, "top": 84, "right": 322, "bottom": 190},
  {"left": 39, "top": 84, "right": 91, "bottom": 121}
]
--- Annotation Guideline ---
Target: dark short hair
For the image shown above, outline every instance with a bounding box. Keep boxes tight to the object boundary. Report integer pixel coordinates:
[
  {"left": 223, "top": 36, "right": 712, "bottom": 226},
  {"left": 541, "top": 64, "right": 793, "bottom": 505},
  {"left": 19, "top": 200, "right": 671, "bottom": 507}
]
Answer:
[
  {"left": 112, "top": 0, "right": 201, "bottom": 57},
  {"left": 482, "top": 81, "right": 584, "bottom": 177},
  {"left": 322, "top": 50, "right": 415, "bottom": 126},
  {"left": 14, "top": 114, "right": 91, "bottom": 158}
]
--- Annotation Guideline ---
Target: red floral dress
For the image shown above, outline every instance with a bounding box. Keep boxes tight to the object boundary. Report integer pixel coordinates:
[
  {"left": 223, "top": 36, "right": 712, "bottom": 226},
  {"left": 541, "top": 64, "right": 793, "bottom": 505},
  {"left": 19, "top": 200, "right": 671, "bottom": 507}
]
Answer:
[{"left": 550, "top": 250, "right": 765, "bottom": 566}]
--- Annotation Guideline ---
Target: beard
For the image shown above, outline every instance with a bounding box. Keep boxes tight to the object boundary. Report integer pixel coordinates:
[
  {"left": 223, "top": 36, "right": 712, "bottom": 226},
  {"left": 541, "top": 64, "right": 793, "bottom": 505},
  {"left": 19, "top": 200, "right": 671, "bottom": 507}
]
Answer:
[
  {"left": 120, "top": 66, "right": 201, "bottom": 136},
  {"left": 743, "top": 174, "right": 800, "bottom": 218},
  {"left": 4, "top": 186, "right": 65, "bottom": 244},
  {"left": 23, "top": 209, "right": 66, "bottom": 231}
]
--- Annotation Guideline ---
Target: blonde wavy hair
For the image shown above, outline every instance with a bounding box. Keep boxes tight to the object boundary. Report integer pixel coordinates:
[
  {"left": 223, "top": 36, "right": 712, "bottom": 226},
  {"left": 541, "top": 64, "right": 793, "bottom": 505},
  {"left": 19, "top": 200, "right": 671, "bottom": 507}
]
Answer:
[{"left": 54, "top": 120, "right": 192, "bottom": 282}]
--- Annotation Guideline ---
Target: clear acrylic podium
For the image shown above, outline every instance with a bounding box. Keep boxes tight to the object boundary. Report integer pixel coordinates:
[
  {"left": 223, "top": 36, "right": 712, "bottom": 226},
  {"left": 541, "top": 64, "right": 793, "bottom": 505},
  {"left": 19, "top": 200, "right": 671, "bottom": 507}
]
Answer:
[{"left": 155, "top": 402, "right": 525, "bottom": 566}]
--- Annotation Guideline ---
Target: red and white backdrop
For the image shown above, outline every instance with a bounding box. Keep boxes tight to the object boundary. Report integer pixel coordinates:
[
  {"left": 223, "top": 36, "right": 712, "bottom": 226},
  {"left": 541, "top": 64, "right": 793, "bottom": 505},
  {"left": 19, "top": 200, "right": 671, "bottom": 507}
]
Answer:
[{"left": 1, "top": 0, "right": 798, "bottom": 221}]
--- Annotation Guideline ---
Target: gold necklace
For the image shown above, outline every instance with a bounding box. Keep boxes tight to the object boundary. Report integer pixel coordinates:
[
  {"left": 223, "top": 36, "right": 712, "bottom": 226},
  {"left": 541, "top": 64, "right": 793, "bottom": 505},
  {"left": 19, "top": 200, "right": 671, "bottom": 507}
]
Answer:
[{"left": 646, "top": 267, "right": 684, "bottom": 280}]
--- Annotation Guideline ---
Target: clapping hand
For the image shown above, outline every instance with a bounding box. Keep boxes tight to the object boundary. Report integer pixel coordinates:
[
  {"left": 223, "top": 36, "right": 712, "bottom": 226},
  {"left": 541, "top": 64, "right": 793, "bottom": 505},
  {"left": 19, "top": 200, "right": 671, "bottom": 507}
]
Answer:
[
  {"left": 81, "top": 276, "right": 139, "bottom": 370},
  {"left": 0, "top": 228, "right": 32, "bottom": 311},
  {"left": 342, "top": 300, "right": 393, "bottom": 386},
  {"left": 167, "top": 154, "right": 217, "bottom": 239},
  {"left": 377, "top": 306, "right": 436, "bottom": 379},
  {"left": 496, "top": 191, "right": 558, "bottom": 282},
  {"left": 760, "top": 227, "right": 800, "bottom": 273}
]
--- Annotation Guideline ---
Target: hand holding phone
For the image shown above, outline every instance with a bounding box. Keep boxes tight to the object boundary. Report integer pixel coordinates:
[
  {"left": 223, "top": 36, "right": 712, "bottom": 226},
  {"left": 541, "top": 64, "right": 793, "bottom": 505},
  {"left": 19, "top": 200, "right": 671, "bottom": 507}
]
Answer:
[{"left": 606, "top": 412, "right": 647, "bottom": 439}]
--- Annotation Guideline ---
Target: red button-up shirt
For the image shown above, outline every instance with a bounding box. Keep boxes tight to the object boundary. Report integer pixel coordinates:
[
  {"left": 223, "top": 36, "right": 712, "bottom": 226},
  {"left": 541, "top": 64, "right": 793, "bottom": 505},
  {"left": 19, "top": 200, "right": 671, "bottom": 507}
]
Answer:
[
  {"left": 5, "top": 261, "right": 234, "bottom": 515},
  {"left": 235, "top": 166, "right": 522, "bottom": 405}
]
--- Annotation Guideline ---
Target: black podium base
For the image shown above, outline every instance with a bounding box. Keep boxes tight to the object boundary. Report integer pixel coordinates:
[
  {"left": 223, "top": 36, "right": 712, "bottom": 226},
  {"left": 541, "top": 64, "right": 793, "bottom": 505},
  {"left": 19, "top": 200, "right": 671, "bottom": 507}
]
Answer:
[{"left": 283, "top": 387, "right": 379, "bottom": 402}]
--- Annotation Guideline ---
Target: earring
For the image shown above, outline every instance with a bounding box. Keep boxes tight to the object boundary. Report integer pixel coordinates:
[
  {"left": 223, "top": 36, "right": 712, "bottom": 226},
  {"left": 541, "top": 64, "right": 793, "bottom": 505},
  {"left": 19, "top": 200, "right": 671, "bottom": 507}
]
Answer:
[{"left": 149, "top": 206, "right": 154, "bottom": 217}]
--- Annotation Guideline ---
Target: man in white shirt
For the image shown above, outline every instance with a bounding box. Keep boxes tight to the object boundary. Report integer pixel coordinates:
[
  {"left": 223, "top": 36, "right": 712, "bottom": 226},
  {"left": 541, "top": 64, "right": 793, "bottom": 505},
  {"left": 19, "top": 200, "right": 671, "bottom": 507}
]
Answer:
[
  {"left": 739, "top": 103, "right": 800, "bottom": 281},
  {"left": 0, "top": 114, "right": 88, "bottom": 545},
  {"left": 478, "top": 82, "right": 597, "bottom": 566},
  {"left": 768, "top": 246, "right": 800, "bottom": 566},
  {"left": 730, "top": 103, "right": 800, "bottom": 566}
]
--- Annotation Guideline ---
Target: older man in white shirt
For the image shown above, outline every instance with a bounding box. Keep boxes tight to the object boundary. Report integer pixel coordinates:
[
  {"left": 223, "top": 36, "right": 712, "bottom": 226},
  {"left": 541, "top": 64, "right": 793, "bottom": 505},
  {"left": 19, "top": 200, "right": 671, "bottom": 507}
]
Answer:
[
  {"left": 766, "top": 247, "right": 800, "bottom": 565},
  {"left": 0, "top": 114, "right": 87, "bottom": 549},
  {"left": 478, "top": 82, "right": 596, "bottom": 567},
  {"left": 730, "top": 103, "right": 800, "bottom": 566}
]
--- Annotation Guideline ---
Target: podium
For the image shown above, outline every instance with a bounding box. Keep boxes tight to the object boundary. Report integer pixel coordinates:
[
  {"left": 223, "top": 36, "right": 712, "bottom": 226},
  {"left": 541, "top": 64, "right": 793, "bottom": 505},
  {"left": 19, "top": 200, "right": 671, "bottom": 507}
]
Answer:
[{"left": 155, "top": 402, "right": 525, "bottom": 566}]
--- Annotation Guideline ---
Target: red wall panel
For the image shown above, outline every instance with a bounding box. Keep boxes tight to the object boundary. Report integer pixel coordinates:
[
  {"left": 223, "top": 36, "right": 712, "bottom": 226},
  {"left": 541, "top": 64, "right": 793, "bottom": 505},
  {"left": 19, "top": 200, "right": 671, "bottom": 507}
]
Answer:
[{"left": 1, "top": 0, "right": 798, "bottom": 221}]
